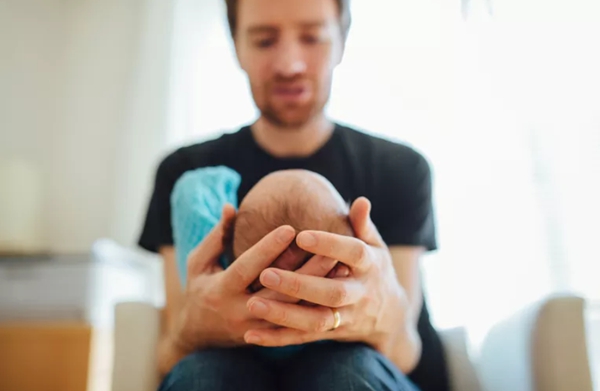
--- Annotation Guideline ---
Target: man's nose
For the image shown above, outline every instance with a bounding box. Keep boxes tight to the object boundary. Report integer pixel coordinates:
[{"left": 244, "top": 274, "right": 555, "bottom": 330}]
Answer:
[{"left": 272, "top": 41, "right": 307, "bottom": 77}]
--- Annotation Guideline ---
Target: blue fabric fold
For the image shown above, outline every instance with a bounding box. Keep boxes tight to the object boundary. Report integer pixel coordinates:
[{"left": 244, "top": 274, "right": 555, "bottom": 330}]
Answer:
[{"left": 171, "top": 166, "right": 241, "bottom": 285}]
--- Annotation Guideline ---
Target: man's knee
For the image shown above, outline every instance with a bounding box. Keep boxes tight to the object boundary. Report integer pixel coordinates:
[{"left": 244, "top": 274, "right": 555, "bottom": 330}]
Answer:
[
  {"left": 159, "top": 348, "right": 276, "bottom": 391},
  {"left": 159, "top": 349, "right": 246, "bottom": 390},
  {"left": 160, "top": 350, "right": 222, "bottom": 390},
  {"left": 285, "top": 342, "right": 418, "bottom": 391}
]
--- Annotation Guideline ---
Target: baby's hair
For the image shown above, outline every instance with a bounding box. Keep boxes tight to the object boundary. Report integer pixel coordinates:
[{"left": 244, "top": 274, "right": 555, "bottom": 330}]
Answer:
[{"left": 232, "top": 181, "right": 353, "bottom": 259}]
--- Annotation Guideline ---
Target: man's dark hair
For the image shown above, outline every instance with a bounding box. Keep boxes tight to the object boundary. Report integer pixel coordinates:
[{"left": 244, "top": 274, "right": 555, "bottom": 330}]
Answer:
[{"left": 224, "top": 0, "right": 352, "bottom": 40}]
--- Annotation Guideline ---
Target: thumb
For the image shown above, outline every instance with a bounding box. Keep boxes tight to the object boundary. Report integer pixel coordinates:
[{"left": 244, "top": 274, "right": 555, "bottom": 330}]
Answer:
[
  {"left": 349, "top": 197, "right": 384, "bottom": 247},
  {"left": 187, "top": 203, "right": 236, "bottom": 277}
]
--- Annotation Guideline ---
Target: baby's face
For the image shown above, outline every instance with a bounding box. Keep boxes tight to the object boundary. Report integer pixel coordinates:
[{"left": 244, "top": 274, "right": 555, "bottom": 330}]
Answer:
[{"left": 232, "top": 170, "right": 353, "bottom": 262}]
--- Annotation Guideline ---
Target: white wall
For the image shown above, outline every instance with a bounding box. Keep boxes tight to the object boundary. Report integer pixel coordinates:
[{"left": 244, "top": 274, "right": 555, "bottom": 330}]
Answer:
[{"left": 0, "top": 0, "right": 174, "bottom": 254}]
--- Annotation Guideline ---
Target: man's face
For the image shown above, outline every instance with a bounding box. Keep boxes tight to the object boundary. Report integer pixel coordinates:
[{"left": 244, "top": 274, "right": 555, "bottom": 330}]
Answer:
[{"left": 235, "top": 0, "right": 344, "bottom": 128}]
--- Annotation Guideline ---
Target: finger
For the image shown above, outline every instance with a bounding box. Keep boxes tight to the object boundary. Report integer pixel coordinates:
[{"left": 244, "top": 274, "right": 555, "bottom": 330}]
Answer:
[
  {"left": 296, "top": 231, "right": 373, "bottom": 273},
  {"left": 222, "top": 225, "right": 296, "bottom": 292},
  {"left": 259, "top": 268, "right": 364, "bottom": 308},
  {"left": 296, "top": 254, "right": 338, "bottom": 278},
  {"left": 349, "top": 197, "right": 385, "bottom": 247},
  {"left": 253, "top": 255, "right": 338, "bottom": 303},
  {"left": 254, "top": 288, "right": 298, "bottom": 303},
  {"left": 244, "top": 319, "right": 278, "bottom": 330},
  {"left": 326, "top": 264, "right": 351, "bottom": 279},
  {"left": 246, "top": 298, "right": 343, "bottom": 333},
  {"left": 249, "top": 242, "right": 308, "bottom": 292},
  {"left": 270, "top": 242, "right": 311, "bottom": 271},
  {"left": 223, "top": 295, "right": 285, "bottom": 326},
  {"left": 187, "top": 204, "right": 236, "bottom": 276},
  {"left": 244, "top": 327, "right": 330, "bottom": 347}
]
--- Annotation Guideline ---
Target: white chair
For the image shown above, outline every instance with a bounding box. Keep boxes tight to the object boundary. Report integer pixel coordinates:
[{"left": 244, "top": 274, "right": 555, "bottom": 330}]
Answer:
[
  {"left": 100, "top": 238, "right": 593, "bottom": 391},
  {"left": 110, "top": 296, "right": 593, "bottom": 391}
]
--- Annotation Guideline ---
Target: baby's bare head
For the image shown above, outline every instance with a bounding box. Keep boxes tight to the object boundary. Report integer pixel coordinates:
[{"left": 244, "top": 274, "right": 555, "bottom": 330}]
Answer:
[{"left": 232, "top": 170, "right": 353, "bottom": 259}]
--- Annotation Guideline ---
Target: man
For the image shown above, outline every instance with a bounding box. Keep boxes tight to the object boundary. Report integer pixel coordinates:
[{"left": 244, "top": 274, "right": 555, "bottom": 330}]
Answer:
[{"left": 138, "top": 0, "right": 450, "bottom": 390}]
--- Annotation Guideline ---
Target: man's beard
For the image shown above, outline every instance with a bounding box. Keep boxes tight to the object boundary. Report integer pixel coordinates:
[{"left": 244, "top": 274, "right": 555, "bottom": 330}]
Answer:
[
  {"left": 253, "top": 78, "right": 331, "bottom": 129},
  {"left": 261, "top": 101, "right": 325, "bottom": 129}
]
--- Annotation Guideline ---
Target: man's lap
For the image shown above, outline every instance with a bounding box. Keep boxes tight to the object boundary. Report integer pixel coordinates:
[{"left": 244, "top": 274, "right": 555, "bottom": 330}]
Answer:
[
  {"left": 159, "top": 342, "right": 420, "bottom": 391},
  {"left": 158, "top": 347, "right": 277, "bottom": 391}
]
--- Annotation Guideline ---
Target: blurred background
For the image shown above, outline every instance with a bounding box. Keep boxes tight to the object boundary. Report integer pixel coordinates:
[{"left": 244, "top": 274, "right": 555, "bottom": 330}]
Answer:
[{"left": 0, "top": 0, "right": 598, "bottom": 390}]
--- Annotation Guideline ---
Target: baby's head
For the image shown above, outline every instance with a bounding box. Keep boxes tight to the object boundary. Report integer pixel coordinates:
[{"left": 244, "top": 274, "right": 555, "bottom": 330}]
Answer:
[{"left": 232, "top": 170, "right": 354, "bottom": 261}]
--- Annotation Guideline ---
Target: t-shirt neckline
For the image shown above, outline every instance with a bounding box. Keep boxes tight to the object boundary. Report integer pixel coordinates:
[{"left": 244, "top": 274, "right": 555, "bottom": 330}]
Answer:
[{"left": 242, "top": 123, "right": 341, "bottom": 163}]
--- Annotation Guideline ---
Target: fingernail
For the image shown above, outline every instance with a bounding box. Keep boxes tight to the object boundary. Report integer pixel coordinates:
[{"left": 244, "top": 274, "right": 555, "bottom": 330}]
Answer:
[
  {"left": 298, "top": 232, "right": 317, "bottom": 248},
  {"left": 278, "top": 227, "right": 295, "bottom": 242},
  {"left": 246, "top": 334, "right": 262, "bottom": 344},
  {"left": 249, "top": 299, "right": 268, "bottom": 315},
  {"left": 262, "top": 270, "right": 281, "bottom": 287}
]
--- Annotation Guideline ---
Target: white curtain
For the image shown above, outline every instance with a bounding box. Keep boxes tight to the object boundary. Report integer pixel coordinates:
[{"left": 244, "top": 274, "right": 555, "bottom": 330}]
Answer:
[
  {"left": 0, "top": 0, "right": 176, "bottom": 253},
  {"left": 166, "top": 0, "right": 600, "bottom": 348}
]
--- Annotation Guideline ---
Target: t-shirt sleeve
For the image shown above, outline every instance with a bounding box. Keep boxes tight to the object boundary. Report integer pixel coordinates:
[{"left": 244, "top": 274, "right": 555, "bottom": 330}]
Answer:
[
  {"left": 138, "top": 150, "right": 188, "bottom": 253},
  {"left": 376, "top": 148, "right": 438, "bottom": 251}
]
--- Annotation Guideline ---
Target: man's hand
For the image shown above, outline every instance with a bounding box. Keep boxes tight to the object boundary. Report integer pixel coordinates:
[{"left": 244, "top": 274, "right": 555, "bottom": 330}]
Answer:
[
  {"left": 250, "top": 243, "right": 350, "bottom": 293},
  {"left": 169, "top": 204, "right": 297, "bottom": 354},
  {"left": 158, "top": 204, "right": 349, "bottom": 375},
  {"left": 243, "top": 197, "right": 421, "bottom": 372}
]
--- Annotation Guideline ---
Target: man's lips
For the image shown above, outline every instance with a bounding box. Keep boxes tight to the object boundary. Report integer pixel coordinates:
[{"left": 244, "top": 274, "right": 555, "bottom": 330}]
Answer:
[{"left": 273, "top": 86, "right": 306, "bottom": 97}]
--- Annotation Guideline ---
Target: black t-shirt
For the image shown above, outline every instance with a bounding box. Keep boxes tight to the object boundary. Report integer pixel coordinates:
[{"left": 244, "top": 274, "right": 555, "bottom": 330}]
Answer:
[{"left": 139, "top": 123, "right": 450, "bottom": 391}]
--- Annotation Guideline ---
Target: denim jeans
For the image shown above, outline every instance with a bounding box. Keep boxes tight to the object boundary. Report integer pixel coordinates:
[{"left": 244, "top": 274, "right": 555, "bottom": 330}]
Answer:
[{"left": 158, "top": 342, "right": 420, "bottom": 391}]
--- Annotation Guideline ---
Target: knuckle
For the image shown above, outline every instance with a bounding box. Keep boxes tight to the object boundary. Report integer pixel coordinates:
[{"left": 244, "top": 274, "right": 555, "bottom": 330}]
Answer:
[
  {"left": 318, "top": 257, "right": 336, "bottom": 276},
  {"left": 315, "top": 315, "right": 330, "bottom": 333},
  {"left": 230, "top": 262, "right": 251, "bottom": 285},
  {"left": 275, "top": 308, "right": 289, "bottom": 325},
  {"left": 288, "top": 276, "right": 302, "bottom": 296},
  {"left": 204, "top": 290, "right": 221, "bottom": 311},
  {"left": 328, "top": 285, "right": 348, "bottom": 306},
  {"left": 229, "top": 310, "right": 246, "bottom": 325},
  {"left": 355, "top": 243, "right": 368, "bottom": 264}
]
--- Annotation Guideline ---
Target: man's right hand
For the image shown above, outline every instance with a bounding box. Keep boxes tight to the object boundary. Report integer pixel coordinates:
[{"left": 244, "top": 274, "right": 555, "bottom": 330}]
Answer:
[{"left": 166, "top": 204, "right": 297, "bottom": 359}]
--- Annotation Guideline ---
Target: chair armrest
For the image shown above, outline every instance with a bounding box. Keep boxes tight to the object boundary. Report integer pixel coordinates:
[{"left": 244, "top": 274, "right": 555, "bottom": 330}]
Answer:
[
  {"left": 111, "top": 302, "right": 161, "bottom": 391},
  {"left": 478, "top": 295, "right": 593, "bottom": 391},
  {"left": 439, "top": 327, "right": 483, "bottom": 391}
]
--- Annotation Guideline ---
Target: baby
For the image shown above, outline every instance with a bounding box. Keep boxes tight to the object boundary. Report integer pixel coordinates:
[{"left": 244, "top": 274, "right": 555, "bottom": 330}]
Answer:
[
  {"left": 224, "top": 169, "right": 354, "bottom": 358},
  {"left": 228, "top": 169, "right": 354, "bottom": 289}
]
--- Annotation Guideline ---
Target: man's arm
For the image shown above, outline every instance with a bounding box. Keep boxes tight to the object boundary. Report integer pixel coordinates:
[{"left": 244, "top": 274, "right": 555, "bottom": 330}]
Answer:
[
  {"left": 156, "top": 246, "right": 190, "bottom": 377},
  {"left": 389, "top": 245, "right": 424, "bottom": 326},
  {"left": 158, "top": 246, "right": 183, "bottom": 332},
  {"left": 385, "top": 245, "right": 425, "bottom": 374}
]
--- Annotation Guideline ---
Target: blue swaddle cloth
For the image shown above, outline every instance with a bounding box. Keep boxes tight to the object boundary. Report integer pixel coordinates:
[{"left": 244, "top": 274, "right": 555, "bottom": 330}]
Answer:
[
  {"left": 171, "top": 166, "right": 240, "bottom": 281},
  {"left": 171, "top": 166, "right": 304, "bottom": 359}
]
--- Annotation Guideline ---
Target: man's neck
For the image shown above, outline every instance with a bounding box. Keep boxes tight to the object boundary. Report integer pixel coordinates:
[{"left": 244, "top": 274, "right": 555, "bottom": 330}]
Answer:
[{"left": 251, "top": 115, "right": 335, "bottom": 158}]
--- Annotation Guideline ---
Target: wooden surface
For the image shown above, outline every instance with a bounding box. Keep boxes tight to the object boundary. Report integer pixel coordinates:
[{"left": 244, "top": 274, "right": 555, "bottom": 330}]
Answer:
[{"left": 0, "top": 322, "right": 92, "bottom": 391}]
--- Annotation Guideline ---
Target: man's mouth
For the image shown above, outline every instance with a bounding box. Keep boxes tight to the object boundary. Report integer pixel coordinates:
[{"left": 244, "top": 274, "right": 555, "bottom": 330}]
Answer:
[{"left": 273, "top": 86, "right": 307, "bottom": 98}]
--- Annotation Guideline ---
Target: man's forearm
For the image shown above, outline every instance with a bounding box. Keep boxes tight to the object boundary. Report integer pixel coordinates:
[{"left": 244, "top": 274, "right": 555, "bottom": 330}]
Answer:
[
  {"left": 157, "top": 333, "right": 192, "bottom": 377},
  {"left": 386, "top": 246, "right": 425, "bottom": 373},
  {"left": 382, "top": 321, "right": 422, "bottom": 374}
]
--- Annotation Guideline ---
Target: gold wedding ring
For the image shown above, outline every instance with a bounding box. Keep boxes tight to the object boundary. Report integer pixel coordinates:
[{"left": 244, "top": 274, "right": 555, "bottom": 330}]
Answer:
[{"left": 331, "top": 308, "right": 341, "bottom": 330}]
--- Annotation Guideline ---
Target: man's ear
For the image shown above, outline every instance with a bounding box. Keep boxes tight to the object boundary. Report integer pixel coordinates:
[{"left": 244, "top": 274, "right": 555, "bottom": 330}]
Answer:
[
  {"left": 233, "top": 40, "right": 248, "bottom": 72},
  {"left": 332, "top": 28, "right": 347, "bottom": 67}
]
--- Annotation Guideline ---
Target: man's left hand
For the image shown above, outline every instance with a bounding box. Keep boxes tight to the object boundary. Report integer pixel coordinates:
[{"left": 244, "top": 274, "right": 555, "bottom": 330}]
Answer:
[{"left": 244, "top": 197, "right": 410, "bottom": 353}]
